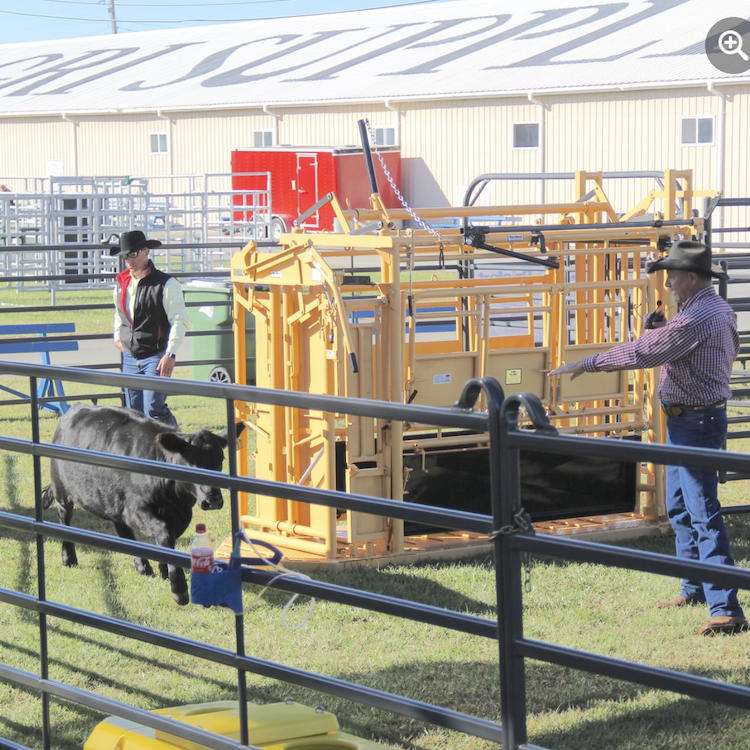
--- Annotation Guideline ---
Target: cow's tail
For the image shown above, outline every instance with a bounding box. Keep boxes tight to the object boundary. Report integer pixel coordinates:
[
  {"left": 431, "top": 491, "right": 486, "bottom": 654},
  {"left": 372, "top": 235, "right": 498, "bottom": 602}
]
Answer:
[{"left": 41, "top": 484, "right": 56, "bottom": 509}]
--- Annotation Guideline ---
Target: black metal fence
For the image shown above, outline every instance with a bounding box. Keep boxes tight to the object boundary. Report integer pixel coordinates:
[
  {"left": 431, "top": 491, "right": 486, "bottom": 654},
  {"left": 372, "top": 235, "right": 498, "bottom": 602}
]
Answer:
[
  {"left": 1, "top": 362, "right": 750, "bottom": 750},
  {"left": 0, "top": 250, "right": 256, "bottom": 397}
]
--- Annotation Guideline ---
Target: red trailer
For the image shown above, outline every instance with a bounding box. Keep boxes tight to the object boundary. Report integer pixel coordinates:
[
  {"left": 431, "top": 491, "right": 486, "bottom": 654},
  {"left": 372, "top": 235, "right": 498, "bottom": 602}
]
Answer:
[{"left": 231, "top": 146, "right": 401, "bottom": 243}]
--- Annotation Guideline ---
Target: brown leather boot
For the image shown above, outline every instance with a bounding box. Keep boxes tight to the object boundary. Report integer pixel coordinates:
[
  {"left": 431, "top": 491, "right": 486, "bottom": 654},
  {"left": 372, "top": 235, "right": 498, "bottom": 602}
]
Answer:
[{"left": 699, "top": 616, "right": 749, "bottom": 636}]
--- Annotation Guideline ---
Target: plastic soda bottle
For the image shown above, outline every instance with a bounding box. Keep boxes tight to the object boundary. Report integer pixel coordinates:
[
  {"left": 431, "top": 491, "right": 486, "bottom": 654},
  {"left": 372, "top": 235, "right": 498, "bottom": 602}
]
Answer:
[{"left": 191, "top": 523, "right": 214, "bottom": 573}]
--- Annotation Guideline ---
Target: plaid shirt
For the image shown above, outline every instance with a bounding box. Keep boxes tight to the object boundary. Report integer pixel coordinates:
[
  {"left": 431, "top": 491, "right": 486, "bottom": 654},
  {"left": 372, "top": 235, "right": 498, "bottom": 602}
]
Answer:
[{"left": 582, "top": 286, "right": 738, "bottom": 406}]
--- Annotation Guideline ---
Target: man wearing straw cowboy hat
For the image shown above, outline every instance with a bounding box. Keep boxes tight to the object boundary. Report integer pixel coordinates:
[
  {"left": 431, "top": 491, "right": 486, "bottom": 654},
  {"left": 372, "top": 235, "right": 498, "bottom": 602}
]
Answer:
[
  {"left": 550, "top": 240, "right": 747, "bottom": 636},
  {"left": 108, "top": 230, "right": 188, "bottom": 429}
]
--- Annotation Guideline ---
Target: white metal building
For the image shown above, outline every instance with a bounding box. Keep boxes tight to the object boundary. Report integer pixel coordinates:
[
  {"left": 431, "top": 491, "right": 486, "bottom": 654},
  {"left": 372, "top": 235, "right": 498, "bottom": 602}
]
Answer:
[{"left": 0, "top": 0, "right": 749, "bottom": 228}]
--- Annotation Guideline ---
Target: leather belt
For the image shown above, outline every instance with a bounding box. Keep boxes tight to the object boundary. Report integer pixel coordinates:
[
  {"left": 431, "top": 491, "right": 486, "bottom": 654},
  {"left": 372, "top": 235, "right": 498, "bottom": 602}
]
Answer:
[{"left": 661, "top": 400, "right": 727, "bottom": 417}]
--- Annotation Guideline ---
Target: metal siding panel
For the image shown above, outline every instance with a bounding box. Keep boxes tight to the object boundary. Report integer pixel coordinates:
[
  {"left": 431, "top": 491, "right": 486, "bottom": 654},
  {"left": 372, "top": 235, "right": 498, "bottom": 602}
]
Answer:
[
  {"left": 77, "top": 116, "right": 156, "bottom": 175},
  {"left": 717, "top": 85, "right": 750, "bottom": 247},
  {"left": 0, "top": 119, "right": 72, "bottom": 175},
  {"left": 280, "top": 106, "right": 383, "bottom": 147},
  {"left": 0, "top": 87, "right": 747, "bottom": 236}
]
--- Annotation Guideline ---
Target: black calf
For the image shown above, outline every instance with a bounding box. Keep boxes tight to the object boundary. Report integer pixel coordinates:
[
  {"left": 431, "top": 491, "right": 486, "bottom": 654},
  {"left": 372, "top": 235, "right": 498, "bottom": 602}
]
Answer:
[{"left": 43, "top": 404, "right": 245, "bottom": 604}]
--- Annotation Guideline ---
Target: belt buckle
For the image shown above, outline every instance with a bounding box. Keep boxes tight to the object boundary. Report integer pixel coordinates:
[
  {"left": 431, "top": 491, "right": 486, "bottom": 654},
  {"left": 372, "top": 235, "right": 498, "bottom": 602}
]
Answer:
[{"left": 662, "top": 404, "right": 683, "bottom": 417}]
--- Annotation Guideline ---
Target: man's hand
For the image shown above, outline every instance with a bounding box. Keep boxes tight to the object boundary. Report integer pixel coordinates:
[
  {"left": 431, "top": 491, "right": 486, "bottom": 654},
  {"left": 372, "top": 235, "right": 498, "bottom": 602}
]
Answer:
[
  {"left": 548, "top": 360, "right": 585, "bottom": 381},
  {"left": 157, "top": 353, "right": 175, "bottom": 377},
  {"left": 644, "top": 309, "right": 666, "bottom": 329}
]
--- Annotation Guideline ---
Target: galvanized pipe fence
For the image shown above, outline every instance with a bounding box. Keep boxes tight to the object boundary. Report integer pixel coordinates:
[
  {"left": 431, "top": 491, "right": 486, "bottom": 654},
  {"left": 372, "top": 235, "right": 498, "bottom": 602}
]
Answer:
[
  {"left": 1, "top": 363, "right": 750, "bottom": 749},
  {"left": 0, "top": 173, "right": 274, "bottom": 258},
  {"left": 0, "top": 238, "right": 255, "bottom": 302},
  {"left": 0, "top": 254, "right": 259, "bottom": 401}
]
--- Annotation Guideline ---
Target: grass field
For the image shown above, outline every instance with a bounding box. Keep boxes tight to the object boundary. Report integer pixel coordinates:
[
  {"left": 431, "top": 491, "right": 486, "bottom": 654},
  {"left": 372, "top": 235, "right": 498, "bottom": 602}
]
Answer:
[
  {"left": 2, "top": 289, "right": 750, "bottom": 750},
  {"left": 0, "top": 289, "right": 112, "bottom": 335},
  {"left": 0, "top": 384, "right": 750, "bottom": 750}
]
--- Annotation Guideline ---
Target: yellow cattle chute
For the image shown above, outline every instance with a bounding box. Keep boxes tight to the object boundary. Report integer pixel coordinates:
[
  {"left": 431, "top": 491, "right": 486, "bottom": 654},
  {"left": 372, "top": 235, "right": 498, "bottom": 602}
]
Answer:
[{"left": 229, "top": 170, "right": 717, "bottom": 561}]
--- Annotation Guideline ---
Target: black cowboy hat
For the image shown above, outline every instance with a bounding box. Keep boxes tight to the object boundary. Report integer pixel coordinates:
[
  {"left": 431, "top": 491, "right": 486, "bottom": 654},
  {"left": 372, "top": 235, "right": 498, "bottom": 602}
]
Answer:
[
  {"left": 106, "top": 230, "right": 162, "bottom": 257},
  {"left": 647, "top": 240, "right": 728, "bottom": 280}
]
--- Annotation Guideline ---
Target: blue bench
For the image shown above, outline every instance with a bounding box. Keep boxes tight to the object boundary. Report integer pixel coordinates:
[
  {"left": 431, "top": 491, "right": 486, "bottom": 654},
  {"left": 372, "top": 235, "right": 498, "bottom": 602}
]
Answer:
[{"left": 0, "top": 322, "right": 77, "bottom": 413}]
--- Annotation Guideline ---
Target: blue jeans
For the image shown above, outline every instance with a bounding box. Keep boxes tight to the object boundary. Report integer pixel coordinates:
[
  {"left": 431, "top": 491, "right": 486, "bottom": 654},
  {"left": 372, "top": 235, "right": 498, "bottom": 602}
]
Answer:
[
  {"left": 666, "top": 410, "right": 743, "bottom": 618},
  {"left": 122, "top": 349, "right": 178, "bottom": 429}
]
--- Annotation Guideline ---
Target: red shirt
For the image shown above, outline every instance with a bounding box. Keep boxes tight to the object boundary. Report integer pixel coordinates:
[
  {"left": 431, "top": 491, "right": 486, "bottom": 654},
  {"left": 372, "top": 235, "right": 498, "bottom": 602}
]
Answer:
[{"left": 582, "top": 286, "right": 738, "bottom": 406}]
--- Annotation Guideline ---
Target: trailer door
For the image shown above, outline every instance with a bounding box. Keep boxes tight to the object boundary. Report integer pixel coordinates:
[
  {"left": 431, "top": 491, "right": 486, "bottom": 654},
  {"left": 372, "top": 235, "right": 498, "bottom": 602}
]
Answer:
[{"left": 296, "top": 153, "right": 319, "bottom": 229}]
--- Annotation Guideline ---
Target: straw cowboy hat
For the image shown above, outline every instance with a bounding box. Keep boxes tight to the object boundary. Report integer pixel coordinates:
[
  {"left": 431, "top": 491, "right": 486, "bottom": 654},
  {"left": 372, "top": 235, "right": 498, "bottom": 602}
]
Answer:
[
  {"left": 647, "top": 240, "right": 729, "bottom": 280},
  {"left": 107, "top": 230, "right": 162, "bottom": 257}
]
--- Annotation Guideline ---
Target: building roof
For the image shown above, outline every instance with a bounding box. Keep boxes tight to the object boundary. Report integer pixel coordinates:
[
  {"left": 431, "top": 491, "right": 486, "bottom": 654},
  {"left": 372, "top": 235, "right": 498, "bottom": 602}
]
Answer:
[{"left": 0, "top": 0, "right": 748, "bottom": 116}]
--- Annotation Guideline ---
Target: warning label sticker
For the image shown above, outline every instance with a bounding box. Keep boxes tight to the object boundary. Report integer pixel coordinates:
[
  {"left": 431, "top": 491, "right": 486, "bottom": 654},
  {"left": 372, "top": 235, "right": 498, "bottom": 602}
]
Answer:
[{"left": 505, "top": 369, "right": 522, "bottom": 385}]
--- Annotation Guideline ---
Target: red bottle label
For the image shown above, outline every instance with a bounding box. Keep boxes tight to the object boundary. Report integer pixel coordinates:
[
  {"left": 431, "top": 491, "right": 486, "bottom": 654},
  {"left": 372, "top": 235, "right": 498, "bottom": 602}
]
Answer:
[{"left": 191, "top": 548, "right": 214, "bottom": 573}]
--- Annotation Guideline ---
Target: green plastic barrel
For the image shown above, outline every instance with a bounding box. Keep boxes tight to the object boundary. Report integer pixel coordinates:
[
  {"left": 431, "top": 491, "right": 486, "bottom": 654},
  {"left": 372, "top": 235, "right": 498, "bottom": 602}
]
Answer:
[{"left": 183, "top": 279, "right": 255, "bottom": 384}]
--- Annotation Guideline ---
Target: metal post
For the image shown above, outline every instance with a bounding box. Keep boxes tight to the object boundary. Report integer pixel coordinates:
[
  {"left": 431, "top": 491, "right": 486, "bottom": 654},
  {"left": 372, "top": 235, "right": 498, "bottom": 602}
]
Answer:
[
  {"left": 455, "top": 377, "right": 530, "bottom": 747},
  {"left": 494, "top": 391, "right": 528, "bottom": 749},
  {"left": 225, "top": 398, "right": 249, "bottom": 746},
  {"left": 30, "top": 378, "right": 52, "bottom": 750},
  {"left": 495, "top": 392, "right": 557, "bottom": 749},
  {"left": 357, "top": 120, "right": 380, "bottom": 195},
  {"left": 108, "top": 0, "right": 118, "bottom": 34}
]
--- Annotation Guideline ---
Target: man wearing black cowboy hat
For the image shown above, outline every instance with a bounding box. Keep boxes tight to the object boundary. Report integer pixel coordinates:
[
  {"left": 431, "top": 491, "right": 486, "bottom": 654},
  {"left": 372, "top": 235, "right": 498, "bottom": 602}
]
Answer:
[
  {"left": 550, "top": 240, "right": 746, "bottom": 636},
  {"left": 109, "top": 230, "right": 188, "bottom": 429}
]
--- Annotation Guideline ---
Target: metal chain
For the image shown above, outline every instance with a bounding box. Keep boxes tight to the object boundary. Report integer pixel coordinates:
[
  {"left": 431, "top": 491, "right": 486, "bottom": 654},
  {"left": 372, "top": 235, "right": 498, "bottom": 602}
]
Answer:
[
  {"left": 488, "top": 510, "right": 534, "bottom": 592},
  {"left": 488, "top": 508, "right": 532, "bottom": 538},
  {"left": 364, "top": 118, "right": 443, "bottom": 245}
]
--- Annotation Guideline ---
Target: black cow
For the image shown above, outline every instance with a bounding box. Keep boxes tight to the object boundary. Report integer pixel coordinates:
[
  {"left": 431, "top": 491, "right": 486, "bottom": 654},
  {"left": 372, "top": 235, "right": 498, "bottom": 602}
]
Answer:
[{"left": 42, "top": 404, "right": 245, "bottom": 605}]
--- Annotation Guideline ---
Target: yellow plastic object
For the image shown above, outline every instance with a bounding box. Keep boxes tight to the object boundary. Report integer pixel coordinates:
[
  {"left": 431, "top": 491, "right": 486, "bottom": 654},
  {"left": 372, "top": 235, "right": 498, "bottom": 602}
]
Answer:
[
  {"left": 153, "top": 701, "right": 337, "bottom": 749},
  {"left": 85, "top": 701, "right": 395, "bottom": 750},
  {"left": 259, "top": 730, "right": 385, "bottom": 748}
]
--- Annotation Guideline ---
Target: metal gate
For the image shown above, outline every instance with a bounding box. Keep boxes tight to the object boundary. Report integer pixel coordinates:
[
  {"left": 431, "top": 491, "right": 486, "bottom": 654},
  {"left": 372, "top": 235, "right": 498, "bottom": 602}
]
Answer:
[{"left": 0, "top": 364, "right": 749, "bottom": 750}]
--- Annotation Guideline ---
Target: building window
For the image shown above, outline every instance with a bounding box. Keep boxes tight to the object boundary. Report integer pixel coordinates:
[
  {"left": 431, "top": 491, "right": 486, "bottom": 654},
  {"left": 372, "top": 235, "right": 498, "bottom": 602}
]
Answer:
[
  {"left": 150, "top": 133, "right": 168, "bottom": 154},
  {"left": 680, "top": 116, "right": 714, "bottom": 145},
  {"left": 374, "top": 127, "right": 396, "bottom": 146},
  {"left": 254, "top": 130, "right": 273, "bottom": 147},
  {"left": 513, "top": 123, "right": 539, "bottom": 148}
]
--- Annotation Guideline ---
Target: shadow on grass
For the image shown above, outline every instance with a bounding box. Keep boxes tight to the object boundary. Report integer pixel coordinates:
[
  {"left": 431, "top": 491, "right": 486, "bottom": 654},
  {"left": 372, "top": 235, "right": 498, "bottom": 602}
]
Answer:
[
  {"left": 0, "top": 670, "right": 275, "bottom": 750},
  {"left": 2, "top": 453, "right": 23, "bottom": 510},
  {"left": 274, "top": 657, "right": 750, "bottom": 750},
  {"left": 0, "top": 454, "right": 37, "bottom": 617},
  {"left": 0, "top": 618, "right": 275, "bottom": 710},
  {"left": 0, "top": 685, "right": 111, "bottom": 747},
  {"left": 280, "top": 552, "right": 498, "bottom": 617},
  {"left": 0, "top": 695, "right": 45, "bottom": 749},
  {"left": 92, "top": 547, "right": 130, "bottom": 622},
  {"left": 530, "top": 687, "right": 750, "bottom": 750},
  {"left": 2, "top": 623, "right": 750, "bottom": 750}
]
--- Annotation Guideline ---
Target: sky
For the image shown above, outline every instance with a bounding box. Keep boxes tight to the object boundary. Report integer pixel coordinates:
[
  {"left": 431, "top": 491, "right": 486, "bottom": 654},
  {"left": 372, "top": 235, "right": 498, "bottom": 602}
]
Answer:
[{"left": 0, "top": 0, "right": 453, "bottom": 44}]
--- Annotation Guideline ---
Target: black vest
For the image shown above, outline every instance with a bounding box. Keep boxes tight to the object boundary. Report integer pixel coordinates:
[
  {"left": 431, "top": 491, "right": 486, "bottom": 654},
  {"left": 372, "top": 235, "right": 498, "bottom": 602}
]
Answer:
[{"left": 117, "top": 264, "right": 172, "bottom": 358}]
